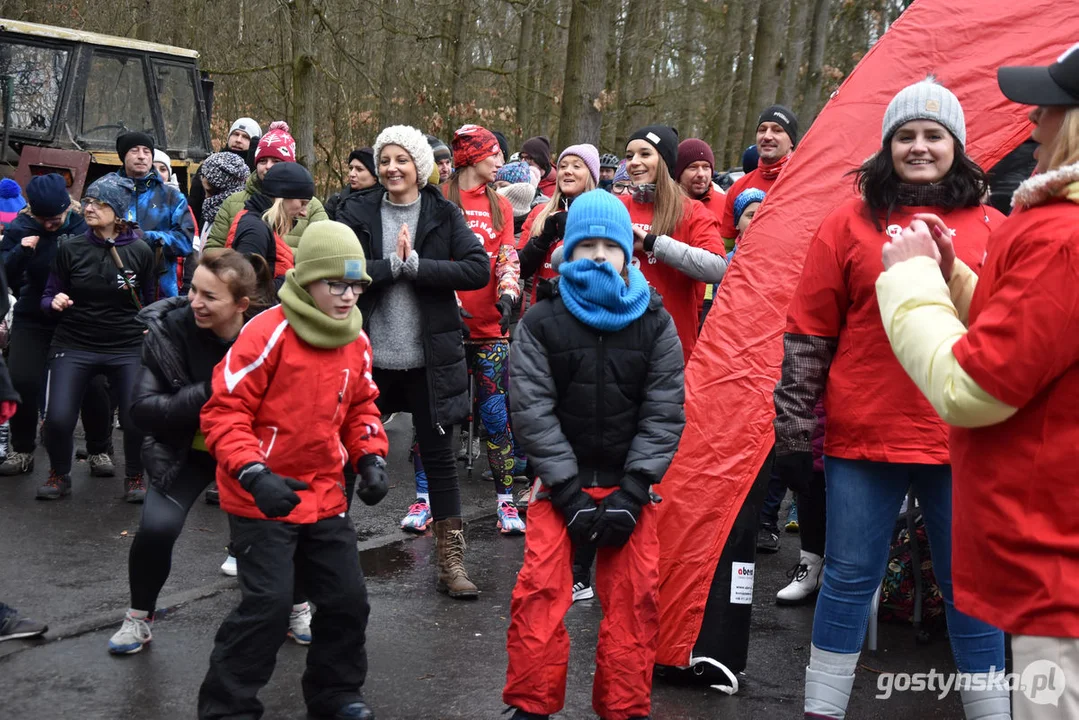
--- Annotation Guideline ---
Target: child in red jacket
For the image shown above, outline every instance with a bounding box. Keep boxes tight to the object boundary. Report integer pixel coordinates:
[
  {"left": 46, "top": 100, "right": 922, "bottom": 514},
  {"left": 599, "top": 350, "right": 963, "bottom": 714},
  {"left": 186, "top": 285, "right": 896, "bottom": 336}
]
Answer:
[{"left": 197, "top": 221, "right": 388, "bottom": 720}]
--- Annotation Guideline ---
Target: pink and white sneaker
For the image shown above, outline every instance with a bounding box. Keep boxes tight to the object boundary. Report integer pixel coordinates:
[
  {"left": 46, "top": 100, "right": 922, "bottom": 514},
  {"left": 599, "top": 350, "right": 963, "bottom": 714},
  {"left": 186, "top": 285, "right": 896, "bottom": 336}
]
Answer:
[
  {"left": 400, "top": 499, "right": 432, "bottom": 533},
  {"left": 497, "top": 500, "right": 526, "bottom": 535}
]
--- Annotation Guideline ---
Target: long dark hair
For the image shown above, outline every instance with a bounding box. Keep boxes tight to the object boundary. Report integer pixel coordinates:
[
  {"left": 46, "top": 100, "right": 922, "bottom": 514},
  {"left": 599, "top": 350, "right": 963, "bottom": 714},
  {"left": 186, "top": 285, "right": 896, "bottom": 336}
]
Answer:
[{"left": 851, "top": 134, "right": 989, "bottom": 225}]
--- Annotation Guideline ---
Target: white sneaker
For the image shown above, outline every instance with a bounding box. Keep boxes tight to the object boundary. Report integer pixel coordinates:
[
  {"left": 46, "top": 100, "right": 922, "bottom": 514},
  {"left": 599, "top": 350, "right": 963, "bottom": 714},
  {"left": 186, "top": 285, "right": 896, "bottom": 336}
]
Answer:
[
  {"left": 108, "top": 611, "right": 153, "bottom": 655},
  {"left": 220, "top": 554, "right": 237, "bottom": 577},
  {"left": 776, "top": 551, "right": 823, "bottom": 606},
  {"left": 571, "top": 581, "right": 594, "bottom": 602},
  {"left": 288, "top": 602, "right": 313, "bottom": 645}
]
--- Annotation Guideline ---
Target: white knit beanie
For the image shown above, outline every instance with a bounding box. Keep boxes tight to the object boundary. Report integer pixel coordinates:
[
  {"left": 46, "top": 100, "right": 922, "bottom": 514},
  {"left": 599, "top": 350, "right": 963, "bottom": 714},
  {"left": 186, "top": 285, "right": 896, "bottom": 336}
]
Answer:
[
  {"left": 881, "top": 77, "right": 966, "bottom": 148},
  {"left": 373, "top": 125, "right": 436, "bottom": 189},
  {"left": 229, "top": 117, "right": 262, "bottom": 140}
]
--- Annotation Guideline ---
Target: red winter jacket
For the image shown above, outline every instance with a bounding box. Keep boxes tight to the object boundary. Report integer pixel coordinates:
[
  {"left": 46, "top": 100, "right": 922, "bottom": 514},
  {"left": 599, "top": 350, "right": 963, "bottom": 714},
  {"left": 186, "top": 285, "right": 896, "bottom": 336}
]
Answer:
[{"left": 200, "top": 306, "right": 388, "bottom": 523}]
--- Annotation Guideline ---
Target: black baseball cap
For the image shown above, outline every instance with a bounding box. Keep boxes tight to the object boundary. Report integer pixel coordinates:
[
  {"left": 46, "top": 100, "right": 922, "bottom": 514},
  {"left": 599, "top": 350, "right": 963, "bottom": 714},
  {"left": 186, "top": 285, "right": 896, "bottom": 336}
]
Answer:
[{"left": 998, "top": 42, "right": 1079, "bottom": 106}]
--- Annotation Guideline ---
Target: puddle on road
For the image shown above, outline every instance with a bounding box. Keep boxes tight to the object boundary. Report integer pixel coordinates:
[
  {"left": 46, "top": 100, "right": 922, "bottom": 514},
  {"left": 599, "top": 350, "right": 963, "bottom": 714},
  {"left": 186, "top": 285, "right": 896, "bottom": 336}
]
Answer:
[{"left": 358, "top": 518, "right": 499, "bottom": 579}]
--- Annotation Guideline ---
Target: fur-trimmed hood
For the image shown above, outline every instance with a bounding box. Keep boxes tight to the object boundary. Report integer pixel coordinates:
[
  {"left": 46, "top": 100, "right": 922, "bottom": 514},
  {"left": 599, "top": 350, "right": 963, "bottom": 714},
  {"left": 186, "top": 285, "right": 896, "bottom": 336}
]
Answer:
[{"left": 1012, "top": 161, "right": 1079, "bottom": 209}]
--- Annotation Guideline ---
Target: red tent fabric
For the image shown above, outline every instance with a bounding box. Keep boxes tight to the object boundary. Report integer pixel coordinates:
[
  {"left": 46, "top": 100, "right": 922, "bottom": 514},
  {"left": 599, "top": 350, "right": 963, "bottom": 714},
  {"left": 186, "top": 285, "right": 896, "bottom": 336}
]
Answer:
[{"left": 655, "top": 0, "right": 1079, "bottom": 667}]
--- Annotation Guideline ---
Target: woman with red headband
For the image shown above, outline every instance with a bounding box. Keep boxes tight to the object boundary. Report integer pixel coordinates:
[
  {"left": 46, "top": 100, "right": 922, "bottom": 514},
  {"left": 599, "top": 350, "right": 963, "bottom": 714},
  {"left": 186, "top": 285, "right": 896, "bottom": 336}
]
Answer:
[{"left": 444, "top": 124, "right": 527, "bottom": 535}]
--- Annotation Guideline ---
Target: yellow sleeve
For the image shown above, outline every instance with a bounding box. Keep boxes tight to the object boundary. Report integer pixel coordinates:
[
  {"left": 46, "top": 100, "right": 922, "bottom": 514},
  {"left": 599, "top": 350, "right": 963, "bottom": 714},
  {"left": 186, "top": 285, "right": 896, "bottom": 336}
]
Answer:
[
  {"left": 947, "top": 258, "right": 978, "bottom": 326},
  {"left": 875, "top": 256, "right": 1017, "bottom": 428}
]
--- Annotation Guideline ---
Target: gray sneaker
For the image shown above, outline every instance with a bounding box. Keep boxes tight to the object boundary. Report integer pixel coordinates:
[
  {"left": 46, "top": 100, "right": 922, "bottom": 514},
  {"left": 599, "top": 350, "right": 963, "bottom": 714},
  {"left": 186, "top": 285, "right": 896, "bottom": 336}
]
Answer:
[
  {"left": 87, "top": 453, "right": 116, "bottom": 477},
  {"left": 0, "top": 451, "right": 34, "bottom": 476}
]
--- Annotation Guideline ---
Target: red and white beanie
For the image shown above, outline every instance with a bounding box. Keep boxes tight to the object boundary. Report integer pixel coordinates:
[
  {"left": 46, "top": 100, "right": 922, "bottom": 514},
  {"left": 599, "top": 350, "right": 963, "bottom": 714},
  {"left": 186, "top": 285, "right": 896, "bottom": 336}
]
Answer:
[{"left": 255, "top": 121, "right": 297, "bottom": 163}]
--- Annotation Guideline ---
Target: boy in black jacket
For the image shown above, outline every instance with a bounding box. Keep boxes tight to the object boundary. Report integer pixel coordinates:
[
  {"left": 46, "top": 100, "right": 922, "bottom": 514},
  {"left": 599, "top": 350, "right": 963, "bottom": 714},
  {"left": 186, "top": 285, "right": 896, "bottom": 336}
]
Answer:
[{"left": 503, "top": 190, "right": 686, "bottom": 720}]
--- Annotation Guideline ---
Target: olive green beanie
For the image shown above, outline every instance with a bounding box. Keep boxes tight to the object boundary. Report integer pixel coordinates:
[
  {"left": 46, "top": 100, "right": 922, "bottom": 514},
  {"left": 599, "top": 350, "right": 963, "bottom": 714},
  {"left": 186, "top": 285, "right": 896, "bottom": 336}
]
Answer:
[{"left": 293, "top": 220, "right": 372, "bottom": 287}]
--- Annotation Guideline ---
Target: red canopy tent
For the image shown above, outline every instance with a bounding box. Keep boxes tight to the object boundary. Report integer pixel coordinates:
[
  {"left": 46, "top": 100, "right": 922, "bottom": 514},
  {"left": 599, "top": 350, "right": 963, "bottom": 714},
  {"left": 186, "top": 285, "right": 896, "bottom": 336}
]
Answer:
[{"left": 655, "top": 0, "right": 1079, "bottom": 667}]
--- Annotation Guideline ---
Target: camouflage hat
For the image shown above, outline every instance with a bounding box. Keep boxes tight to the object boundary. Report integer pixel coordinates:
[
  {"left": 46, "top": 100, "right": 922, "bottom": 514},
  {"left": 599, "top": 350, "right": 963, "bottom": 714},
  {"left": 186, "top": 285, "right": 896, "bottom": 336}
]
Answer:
[{"left": 84, "top": 174, "right": 135, "bottom": 219}]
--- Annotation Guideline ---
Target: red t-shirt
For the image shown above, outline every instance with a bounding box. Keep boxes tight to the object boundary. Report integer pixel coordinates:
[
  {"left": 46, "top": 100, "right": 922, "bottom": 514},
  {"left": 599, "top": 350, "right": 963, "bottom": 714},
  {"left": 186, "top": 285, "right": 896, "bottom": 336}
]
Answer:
[
  {"left": 518, "top": 203, "right": 561, "bottom": 309},
  {"left": 787, "top": 197, "right": 1000, "bottom": 463},
  {"left": 620, "top": 194, "right": 725, "bottom": 363},
  {"left": 949, "top": 198, "right": 1079, "bottom": 637},
  {"left": 695, "top": 187, "right": 726, "bottom": 312},
  {"left": 455, "top": 184, "right": 516, "bottom": 340},
  {"left": 719, "top": 169, "right": 775, "bottom": 239}
]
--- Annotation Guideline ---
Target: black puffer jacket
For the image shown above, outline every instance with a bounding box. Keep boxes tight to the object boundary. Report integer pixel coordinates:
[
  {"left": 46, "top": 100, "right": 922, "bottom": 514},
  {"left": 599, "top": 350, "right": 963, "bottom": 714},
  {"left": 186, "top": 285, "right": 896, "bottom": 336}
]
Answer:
[
  {"left": 0, "top": 210, "right": 87, "bottom": 326},
  {"left": 336, "top": 184, "right": 490, "bottom": 428},
  {"left": 509, "top": 280, "right": 686, "bottom": 499},
  {"left": 131, "top": 297, "right": 234, "bottom": 493}
]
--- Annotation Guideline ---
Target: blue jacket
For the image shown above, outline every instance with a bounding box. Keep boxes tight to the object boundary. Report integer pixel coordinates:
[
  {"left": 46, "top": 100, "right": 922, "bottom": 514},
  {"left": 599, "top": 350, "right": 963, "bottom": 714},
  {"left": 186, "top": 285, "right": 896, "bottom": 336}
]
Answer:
[
  {"left": 115, "top": 169, "right": 194, "bottom": 298},
  {"left": 0, "top": 209, "right": 88, "bottom": 326}
]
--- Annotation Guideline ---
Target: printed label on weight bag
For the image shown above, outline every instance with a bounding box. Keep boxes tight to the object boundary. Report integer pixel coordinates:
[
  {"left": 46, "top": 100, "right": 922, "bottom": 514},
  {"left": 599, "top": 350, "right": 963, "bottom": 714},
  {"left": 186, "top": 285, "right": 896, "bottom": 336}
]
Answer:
[{"left": 730, "top": 562, "right": 755, "bottom": 605}]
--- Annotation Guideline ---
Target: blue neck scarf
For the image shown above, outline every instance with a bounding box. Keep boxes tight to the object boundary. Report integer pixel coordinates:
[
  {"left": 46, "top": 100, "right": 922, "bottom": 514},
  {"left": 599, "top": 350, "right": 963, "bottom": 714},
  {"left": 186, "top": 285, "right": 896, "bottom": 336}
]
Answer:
[{"left": 558, "top": 259, "right": 651, "bottom": 332}]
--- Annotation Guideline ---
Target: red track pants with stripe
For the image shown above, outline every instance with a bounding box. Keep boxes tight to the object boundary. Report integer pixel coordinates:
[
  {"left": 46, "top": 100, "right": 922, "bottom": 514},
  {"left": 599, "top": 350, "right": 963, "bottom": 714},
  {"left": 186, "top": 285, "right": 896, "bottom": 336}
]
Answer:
[{"left": 503, "top": 485, "right": 659, "bottom": 719}]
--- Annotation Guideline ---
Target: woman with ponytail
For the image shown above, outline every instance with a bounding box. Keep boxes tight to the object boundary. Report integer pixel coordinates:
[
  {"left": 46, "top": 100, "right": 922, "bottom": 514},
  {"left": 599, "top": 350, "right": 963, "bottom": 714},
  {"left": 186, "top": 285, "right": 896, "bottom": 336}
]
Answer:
[
  {"left": 621, "top": 125, "right": 728, "bottom": 363},
  {"left": 226, "top": 162, "right": 313, "bottom": 282},
  {"left": 445, "top": 124, "right": 527, "bottom": 535},
  {"left": 108, "top": 249, "right": 275, "bottom": 655}
]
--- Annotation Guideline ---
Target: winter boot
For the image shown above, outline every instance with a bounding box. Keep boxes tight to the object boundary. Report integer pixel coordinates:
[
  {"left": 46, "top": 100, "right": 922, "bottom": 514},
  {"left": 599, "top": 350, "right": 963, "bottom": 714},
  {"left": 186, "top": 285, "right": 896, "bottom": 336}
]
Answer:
[
  {"left": 36, "top": 471, "right": 71, "bottom": 500},
  {"left": 777, "top": 551, "right": 823, "bottom": 605},
  {"left": 434, "top": 518, "right": 478, "bottom": 599}
]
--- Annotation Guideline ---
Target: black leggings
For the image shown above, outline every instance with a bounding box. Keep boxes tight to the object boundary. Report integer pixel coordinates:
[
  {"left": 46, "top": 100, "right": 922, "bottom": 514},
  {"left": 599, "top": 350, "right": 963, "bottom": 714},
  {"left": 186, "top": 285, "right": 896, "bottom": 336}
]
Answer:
[
  {"left": 372, "top": 367, "right": 461, "bottom": 521},
  {"left": 129, "top": 452, "right": 308, "bottom": 613},
  {"left": 799, "top": 470, "right": 827, "bottom": 557},
  {"left": 8, "top": 324, "right": 111, "bottom": 455},
  {"left": 44, "top": 348, "right": 142, "bottom": 477}
]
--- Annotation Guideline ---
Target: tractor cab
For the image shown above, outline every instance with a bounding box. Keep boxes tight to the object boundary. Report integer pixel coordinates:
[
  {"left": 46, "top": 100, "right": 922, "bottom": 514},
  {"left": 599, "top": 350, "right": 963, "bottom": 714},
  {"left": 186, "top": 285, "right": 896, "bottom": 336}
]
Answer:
[{"left": 0, "top": 19, "right": 213, "bottom": 196}]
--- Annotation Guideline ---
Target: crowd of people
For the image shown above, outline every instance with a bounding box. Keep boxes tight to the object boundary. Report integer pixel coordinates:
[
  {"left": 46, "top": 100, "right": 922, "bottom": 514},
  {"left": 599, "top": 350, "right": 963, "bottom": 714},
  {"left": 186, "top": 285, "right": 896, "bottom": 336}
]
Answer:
[{"left": 0, "top": 43, "right": 1077, "bottom": 720}]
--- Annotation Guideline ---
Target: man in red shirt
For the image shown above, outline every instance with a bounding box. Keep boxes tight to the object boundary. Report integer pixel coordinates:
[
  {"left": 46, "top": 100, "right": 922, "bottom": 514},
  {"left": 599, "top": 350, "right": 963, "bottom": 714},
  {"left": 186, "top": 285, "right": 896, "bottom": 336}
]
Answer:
[
  {"left": 719, "top": 105, "right": 799, "bottom": 250},
  {"left": 520, "top": 135, "right": 558, "bottom": 198},
  {"left": 675, "top": 138, "right": 725, "bottom": 323}
]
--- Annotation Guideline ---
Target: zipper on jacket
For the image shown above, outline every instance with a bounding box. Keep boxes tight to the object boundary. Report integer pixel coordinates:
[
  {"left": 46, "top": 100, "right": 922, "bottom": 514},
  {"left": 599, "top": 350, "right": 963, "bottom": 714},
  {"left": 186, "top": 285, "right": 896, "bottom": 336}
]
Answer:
[{"left": 593, "top": 334, "right": 605, "bottom": 486}]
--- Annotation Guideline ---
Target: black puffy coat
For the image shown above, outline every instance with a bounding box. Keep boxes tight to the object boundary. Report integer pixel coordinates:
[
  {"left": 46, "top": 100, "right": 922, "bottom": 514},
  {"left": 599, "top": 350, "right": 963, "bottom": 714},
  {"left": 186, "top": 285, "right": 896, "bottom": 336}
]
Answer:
[
  {"left": 509, "top": 280, "right": 686, "bottom": 499},
  {"left": 336, "top": 184, "right": 490, "bottom": 428},
  {"left": 130, "top": 297, "right": 234, "bottom": 493},
  {"left": 0, "top": 210, "right": 87, "bottom": 326}
]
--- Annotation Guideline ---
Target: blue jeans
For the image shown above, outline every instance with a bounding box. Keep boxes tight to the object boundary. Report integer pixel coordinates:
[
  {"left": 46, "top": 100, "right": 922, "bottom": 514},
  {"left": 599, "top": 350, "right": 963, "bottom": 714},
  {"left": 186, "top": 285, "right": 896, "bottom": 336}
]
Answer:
[{"left": 813, "top": 457, "right": 1004, "bottom": 674}]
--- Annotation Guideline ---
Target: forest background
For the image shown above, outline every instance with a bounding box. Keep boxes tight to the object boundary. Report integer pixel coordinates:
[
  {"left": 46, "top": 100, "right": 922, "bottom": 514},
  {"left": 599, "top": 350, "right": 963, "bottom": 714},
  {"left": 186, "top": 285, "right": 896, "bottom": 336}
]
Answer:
[{"left": 1, "top": 0, "right": 915, "bottom": 192}]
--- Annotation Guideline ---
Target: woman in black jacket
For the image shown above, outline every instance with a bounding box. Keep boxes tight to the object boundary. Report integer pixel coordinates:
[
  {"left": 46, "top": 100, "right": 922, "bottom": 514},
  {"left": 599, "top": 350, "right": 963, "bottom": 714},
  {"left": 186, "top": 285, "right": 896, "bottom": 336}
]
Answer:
[
  {"left": 336, "top": 124, "right": 490, "bottom": 599},
  {"left": 0, "top": 174, "right": 114, "bottom": 478},
  {"left": 228, "top": 162, "right": 314, "bottom": 282},
  {"left": 108, "top": 249, "right": 274, "bottom": 655}
]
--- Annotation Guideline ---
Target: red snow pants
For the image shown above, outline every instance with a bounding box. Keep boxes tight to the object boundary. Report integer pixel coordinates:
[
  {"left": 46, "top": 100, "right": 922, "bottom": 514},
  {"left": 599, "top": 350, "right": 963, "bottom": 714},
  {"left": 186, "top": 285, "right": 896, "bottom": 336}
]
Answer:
[{"left": 503, "top": 485, "right": 660, "bottom": 719}]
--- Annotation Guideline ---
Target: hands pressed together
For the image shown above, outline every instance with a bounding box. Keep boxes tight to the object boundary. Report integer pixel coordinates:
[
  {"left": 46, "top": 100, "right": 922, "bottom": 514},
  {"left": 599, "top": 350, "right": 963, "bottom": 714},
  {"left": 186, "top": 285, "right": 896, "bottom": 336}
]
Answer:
[{"left": 881, "top": 213, "right": 957, "bottom": 281}]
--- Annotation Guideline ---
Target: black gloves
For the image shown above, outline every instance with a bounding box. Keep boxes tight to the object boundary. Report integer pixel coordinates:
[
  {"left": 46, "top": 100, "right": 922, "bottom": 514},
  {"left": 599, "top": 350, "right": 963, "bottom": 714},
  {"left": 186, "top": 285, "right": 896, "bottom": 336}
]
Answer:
[
  {"left": 537, "top": 212, "right": 567, "bottom": 248},
  {"left": 355, "top": 454, "right": 389, "bottom": 506},
  {"left": 238, "top": 463, "right": 309, "bottom": 518},
  {"left": 774, "top": 451, "right": 814, "bottom": 495},
  {"left": 589, "top": 489, "right": 642, "bottom": 547},
  {"left": 642, "top": 233, "right": 658, "bottom": 253},
  {"left": 549, "top": 479, "right": 599, "bottom": 545},
  {"left": 496, "top": 293, "right": 515, "bottom": 335}
]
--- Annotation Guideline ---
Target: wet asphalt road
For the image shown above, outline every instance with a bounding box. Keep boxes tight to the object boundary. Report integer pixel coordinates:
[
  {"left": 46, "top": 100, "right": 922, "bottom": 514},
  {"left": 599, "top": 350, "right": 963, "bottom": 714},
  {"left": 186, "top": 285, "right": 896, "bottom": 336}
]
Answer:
[{"left": 0, "top": 417, "right": 965, "bottom": 719}]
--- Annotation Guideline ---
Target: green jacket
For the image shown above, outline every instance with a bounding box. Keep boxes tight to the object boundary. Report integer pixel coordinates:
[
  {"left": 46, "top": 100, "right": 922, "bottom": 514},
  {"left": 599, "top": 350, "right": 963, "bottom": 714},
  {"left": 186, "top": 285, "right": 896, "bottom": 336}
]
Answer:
[{"left": 204, "top": 173, "right": 328, "bottom": 250}]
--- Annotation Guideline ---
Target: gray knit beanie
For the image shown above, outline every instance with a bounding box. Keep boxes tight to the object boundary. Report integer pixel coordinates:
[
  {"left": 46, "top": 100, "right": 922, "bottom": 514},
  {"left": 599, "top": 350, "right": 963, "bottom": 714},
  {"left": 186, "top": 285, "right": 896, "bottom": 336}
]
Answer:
[
  {"left": 882, "top": 77, "right": 966, "bottom": 148},
  {"left": 373, "top": 125, "right": 436, "bottom": 189}
]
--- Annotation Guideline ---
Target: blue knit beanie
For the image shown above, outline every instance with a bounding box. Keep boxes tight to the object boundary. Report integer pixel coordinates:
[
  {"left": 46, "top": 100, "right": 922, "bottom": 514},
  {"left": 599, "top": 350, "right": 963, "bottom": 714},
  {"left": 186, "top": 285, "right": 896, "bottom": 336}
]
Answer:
[
  {"left": 562, "top": 189, "right": 634, "bottom": 263},
  {"left": 734, "top": 188, "right": 766, "bottom": 227},
  {"left": 0, "top": 178, "right": 26, "bottom": 220},
  {"left": 26, "top": 174, "right": 70, "bottom": 217},
  {"left": 495, "top": 161, "right": 533, "bottom": 186}
]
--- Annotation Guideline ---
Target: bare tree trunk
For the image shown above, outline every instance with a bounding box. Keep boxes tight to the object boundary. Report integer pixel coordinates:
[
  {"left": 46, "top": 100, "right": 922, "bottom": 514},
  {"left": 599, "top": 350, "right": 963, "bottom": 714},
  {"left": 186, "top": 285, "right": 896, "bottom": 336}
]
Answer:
[
  {"left": 557, "top": 0, "right": 610, "bottom": 148},
  {"left": 704, "top": 0, "right": 740, "bottom": 160},
  {"left": 676, "top": 1, "right": 697, "bottom": 135},
  {"left": 725, "top": 0, "right": 758, "bottom": 163},
  {"left": 800, "top": 0, "right": 833, "bottom": 120},
  {"left": 779, "top": 0, "right": 812, "bottom": 106},
  {"left": 741, "top": 0, "right": 790, "bottom": 145},
  {"left": 614, "top": 0, "right": 647, "bottom": 147},
  {"left": 289, "top": 0, "right": 317, "bottom": 169},
  {"left": 515, "top": 7, "right": 535, "bottom": 137}
]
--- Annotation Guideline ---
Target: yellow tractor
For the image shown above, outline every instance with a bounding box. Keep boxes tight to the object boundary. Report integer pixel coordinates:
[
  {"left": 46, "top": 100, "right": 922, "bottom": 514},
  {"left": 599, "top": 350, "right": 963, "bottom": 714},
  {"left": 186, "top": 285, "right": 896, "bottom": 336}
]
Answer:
[{"left": 0, "top": 18, "right": 213, "bottom": 196}]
